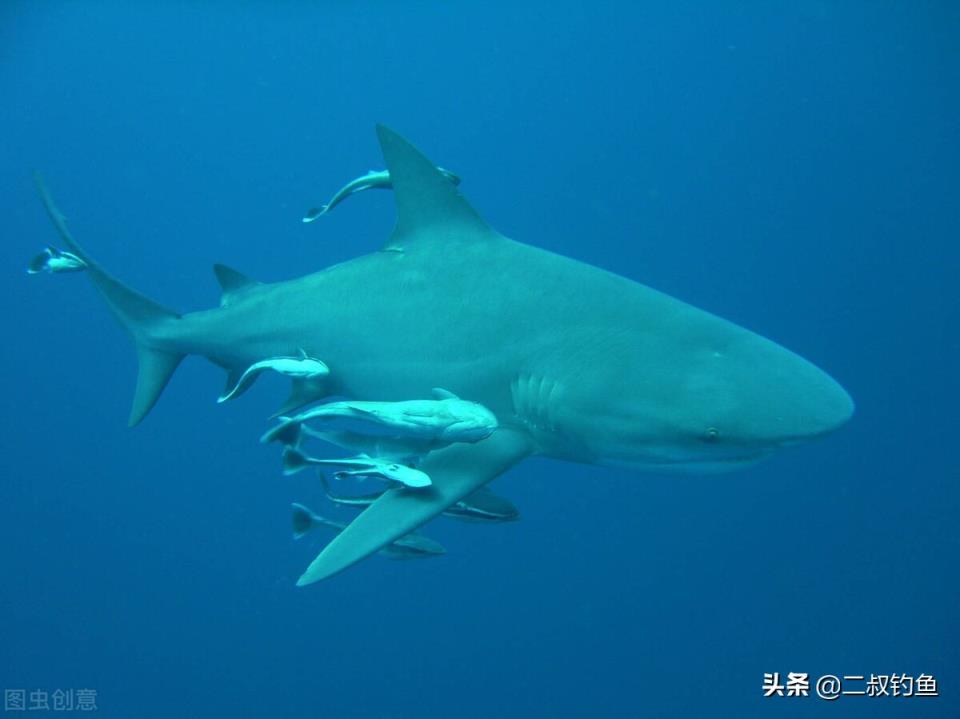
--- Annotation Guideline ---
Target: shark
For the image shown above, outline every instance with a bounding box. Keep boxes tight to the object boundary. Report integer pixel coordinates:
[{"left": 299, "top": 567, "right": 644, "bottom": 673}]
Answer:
[{"left": 34, "top": 125, "right": 854, "bottom": 586}]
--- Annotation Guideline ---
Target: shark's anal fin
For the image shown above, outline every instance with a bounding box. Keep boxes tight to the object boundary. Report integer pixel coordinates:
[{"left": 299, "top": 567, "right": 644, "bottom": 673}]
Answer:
[
  {"left": 296, "top": 427, "right": 532, "bottom": 585},
  {"left": 375, "top": 124, "right": 497, "bottom": 250}
]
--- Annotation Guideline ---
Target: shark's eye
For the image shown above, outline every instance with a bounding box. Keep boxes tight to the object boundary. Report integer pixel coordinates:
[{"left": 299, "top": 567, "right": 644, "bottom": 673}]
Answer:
[{"left": 703, "top": 427, "right": 720, "bottom": 442}]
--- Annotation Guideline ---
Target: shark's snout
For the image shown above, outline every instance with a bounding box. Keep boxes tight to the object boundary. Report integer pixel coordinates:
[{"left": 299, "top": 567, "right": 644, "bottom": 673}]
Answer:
[
  {"left": 725, "top": 341, "right": 855, "bottom": 449},
  {"left": 778, "top": 369, "right": 855, "bottom": 443}
]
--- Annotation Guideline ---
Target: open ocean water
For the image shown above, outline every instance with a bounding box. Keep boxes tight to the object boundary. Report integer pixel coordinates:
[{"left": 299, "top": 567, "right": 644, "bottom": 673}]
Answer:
[{"left": 1, "top": 3, "right": 957, "bottom": 717}]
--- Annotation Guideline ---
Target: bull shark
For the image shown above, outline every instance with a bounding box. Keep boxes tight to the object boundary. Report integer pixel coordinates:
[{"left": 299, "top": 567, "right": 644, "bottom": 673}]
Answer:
[{"left": 34, "top": 125, "right": 853, "bottom": 586}]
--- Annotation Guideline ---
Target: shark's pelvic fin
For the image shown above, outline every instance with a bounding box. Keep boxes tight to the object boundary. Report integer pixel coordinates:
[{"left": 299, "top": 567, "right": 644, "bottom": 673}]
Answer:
[
  {"left": 295, "top": 427, "right": 532, "bottom": 585},
  {"left": 212, "top": 263, "right": 261, "bottom": 307},
  {"left": 375, "top": 124, "right": 497, "bottom": 250},
  {"left": 272, "top": 377, "right": 329, "bottom": 418},
  {"left": 34, "top": 173, "right": 184, "bottom": 426}
]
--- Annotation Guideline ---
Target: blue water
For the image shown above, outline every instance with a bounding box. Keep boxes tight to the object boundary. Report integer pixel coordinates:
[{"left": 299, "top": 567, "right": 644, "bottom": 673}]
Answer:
[{"left": 2, "top": 3, "right": 957, "bottom": 717}]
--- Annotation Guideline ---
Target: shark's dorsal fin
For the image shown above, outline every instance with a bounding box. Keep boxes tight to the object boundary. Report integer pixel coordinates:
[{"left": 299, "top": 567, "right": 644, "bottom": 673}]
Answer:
[
  {"left": 213, "top": 263, "right": 261, "bottom": 306},
  {"left": 375, "top": 124, "right": 496, "bottom": 250}
]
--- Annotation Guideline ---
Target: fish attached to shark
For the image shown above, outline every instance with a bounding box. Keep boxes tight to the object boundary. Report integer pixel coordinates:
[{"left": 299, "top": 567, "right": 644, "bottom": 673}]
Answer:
[
  {"left": 34, "top": 124, "right": 853, "bottom": 586},
  {"left": 302, "top": 166, "right": 461, "bottom": 223},
  {"left": 291, "top": 503, "right": 445, "bottom": 559},
  {"left": 27, "top": 245, "right": 87, "bottom": 274},
  {"left": 217, "top": 349, "right": 329, "bottom": 404},
  {"left": 318, "top": 473, "right": 519, "bottom": 523},
  {"left": 261, "top": 388, "right": 498, "bottom": 447},
  {"left": 281, "top": 447, "right": 432, "bottom": 489}
]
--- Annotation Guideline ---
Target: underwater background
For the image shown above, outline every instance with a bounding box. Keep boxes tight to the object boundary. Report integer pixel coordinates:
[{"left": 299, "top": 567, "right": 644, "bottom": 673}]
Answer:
[{"left": 1, "top": 2, "right": 957, "bottom": 717}]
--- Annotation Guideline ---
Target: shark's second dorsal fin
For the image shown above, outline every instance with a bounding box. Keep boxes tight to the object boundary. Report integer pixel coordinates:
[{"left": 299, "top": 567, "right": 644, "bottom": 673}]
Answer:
[
  {"left": 213, "top": 263, "right": 261, "bottom": 306},
  {"left": 376, "top": 124, "right": 496, "bottom": 250}
]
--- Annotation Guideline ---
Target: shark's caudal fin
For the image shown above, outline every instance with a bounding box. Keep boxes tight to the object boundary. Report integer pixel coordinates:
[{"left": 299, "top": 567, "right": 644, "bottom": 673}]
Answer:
[
  {"left": 296, "top": 427, "right": 532, "bottom": 585},
  {"left": 34, "top": 174, "right": 184, "bottom": 426},
  {"left": 375, "top": 124, "right": 498, "bottom": 250}
]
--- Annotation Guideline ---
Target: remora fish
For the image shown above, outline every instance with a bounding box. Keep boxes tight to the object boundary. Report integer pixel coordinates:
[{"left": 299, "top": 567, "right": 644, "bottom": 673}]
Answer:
[
  {"left": 303, "top": 167, "right": 461, "bottom": 222},
  {"left": 34, "top": 125, "right": 853, "bottom": 586},
  {"left": 319, "top": 473, "right": 519, "bottom": 523},
  {"left": 281, "top": 447, "right": 432, "bottom": 488},
  {"left": 261, "top": 388, "right": 497, "bottom": 445},
  {"left": 265, "top": 422, "right": 432, "bottom": 465},
  {"left": 217, "top": 349, "right": 329, "bottom": 403},
  {"left": 27, "top": 246, "right": 87, "bottom": 274},
  {"left": 291, "top": 503, "right": 444, "bottom": 559}
]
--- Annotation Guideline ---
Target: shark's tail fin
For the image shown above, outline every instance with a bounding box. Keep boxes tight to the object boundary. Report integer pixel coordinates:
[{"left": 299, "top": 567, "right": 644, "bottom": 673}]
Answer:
[{"left": 34, "top": 173, "right": 185, "bottom": 426}]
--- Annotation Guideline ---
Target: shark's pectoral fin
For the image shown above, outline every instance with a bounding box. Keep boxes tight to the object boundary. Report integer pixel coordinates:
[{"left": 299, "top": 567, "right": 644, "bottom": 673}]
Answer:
[
  {"left": 295, "top": 427, "right": 532, "bottom": 585},
  {"left": 271, "top": 377, "right": 330, "bottom": 417}
]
